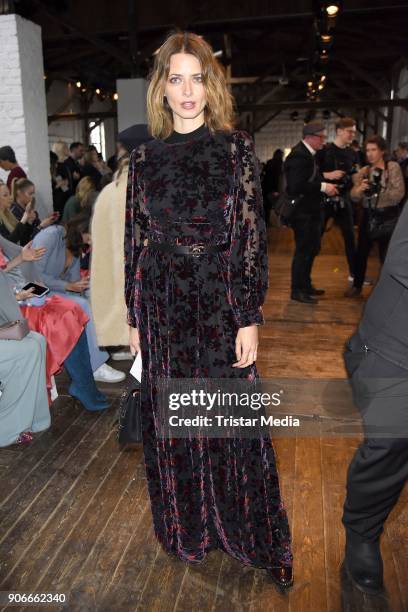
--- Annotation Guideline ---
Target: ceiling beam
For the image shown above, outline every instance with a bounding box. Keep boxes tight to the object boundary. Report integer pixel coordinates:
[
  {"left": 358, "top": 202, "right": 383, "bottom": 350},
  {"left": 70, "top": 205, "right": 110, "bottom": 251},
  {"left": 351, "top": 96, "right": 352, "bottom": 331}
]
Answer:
[
  {"left": 31, "top": 0, "right": 133, "bottom": 69},
  {"left": 254, "top": 109, "right": 282, "bottom": 133},
  {"left": 48, "top": 111, "right": 116, "bottom": 124},
  {"left": 339, "top": 58, "right": 388, "bottom": 96},
  {"left": 238, "top": 99, "right": 408, "bottom": 112}
]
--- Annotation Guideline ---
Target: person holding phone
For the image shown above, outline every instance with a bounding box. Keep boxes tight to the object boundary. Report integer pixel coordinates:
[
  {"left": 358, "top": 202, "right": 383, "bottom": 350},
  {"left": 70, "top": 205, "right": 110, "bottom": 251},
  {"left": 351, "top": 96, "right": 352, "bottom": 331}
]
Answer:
[
  {"left": 0, "top": 180, "right": 36, "bottom": 245},
  {"left": 125, "top": 32, "right": 292, "bottom": 589},
  {"left": 0, "top": 235, "right": 110, "bottom": 411},
  {"left": 0, "top": 269, "right": 49, "bottom": 448},
  {"left": 31, "top": 217, "right": 125, "bottom": 384},
  {"left": 11, "top": 179, "right": 59, "bottom": 245}
]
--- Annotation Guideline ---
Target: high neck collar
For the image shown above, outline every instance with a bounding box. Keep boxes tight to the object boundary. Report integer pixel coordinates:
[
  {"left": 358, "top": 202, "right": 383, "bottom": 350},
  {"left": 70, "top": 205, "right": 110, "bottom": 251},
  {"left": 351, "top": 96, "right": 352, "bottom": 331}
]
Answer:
[{"left": 165, "top": 123, "right": 209, "bottom": 144}]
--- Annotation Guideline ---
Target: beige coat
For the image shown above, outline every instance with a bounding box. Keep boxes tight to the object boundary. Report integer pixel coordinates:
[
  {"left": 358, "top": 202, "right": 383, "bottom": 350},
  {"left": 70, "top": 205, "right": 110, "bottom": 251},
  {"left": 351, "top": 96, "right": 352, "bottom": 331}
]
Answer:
[
  {"left": 351, "top": 161, "right": 405, "bottom": 209},
  {"left": 90, "top": 169, "right": 129, "bottom": 346}
]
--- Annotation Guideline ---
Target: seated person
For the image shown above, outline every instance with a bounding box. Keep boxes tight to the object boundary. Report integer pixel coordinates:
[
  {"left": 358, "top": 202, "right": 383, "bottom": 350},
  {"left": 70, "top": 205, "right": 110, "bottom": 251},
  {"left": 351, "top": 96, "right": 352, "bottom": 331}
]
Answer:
[
  {"left": 31, "top": 219, "right": 125, "bottom": 383},
  {"left": 62, "top": 176, "right": 98, "bottom": 224},
  {"left": 0, "top": 180, "right": 57, "bottom": 246},
  {"left": 0, "top": 180, "right": 36, "bottom": 245},
  {"left": 0, "top": 270, "right": 49, "bottom": 447},
  {"left": 0, "top": 236, "right": 110, "bottom": 412},
  {"left": 11, "top": 178, "right": 59, "bottom": 243}
]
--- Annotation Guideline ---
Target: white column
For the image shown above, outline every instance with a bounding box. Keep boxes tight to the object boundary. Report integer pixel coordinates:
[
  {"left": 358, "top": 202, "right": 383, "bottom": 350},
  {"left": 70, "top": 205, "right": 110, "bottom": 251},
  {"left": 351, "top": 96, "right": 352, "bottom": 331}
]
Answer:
[
  {"left": 391, "top": 67, "right": 408, "bottom": 147},
  {"left": 116, "top": 79, "right": 147, "bottom": 132},
  {"left": 0, "top": 14, "right": 52, "bottom": 217}
]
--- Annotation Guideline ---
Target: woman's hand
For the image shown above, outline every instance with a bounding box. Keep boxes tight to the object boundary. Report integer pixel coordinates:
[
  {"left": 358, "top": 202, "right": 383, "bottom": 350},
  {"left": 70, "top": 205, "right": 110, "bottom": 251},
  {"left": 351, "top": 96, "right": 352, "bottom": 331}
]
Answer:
[
  {"left": 21, "top": 242, "right": 46, "bottom": 262},
  {"left": 232, "top": 325, "right": 259, "bottom": 368},
  {"left": 21, "top": 203, "right": 37, "bottom": 225},
  {"left": 15, "top": 287, "right": 35, "bottom": 301},
  {"left": 65, "top": 279, "right": 89, "bottom": 293},
  {"left": 39, "top": 212, "right": 59, "bottom": 229},
  {"left": 129, "top": 327, "right": 140, "bottom": 356}
]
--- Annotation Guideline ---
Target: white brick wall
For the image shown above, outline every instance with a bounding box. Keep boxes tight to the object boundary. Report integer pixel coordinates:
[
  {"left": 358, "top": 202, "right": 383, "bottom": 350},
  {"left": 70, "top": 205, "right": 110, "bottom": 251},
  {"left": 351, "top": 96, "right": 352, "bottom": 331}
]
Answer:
[
  {"left": 117, "top": 78, "right": 147, "bottom": 132},
  {"left": 0, "top": 14, "right": 52, "bottom": 217},
  {"left": 255, "top": 110, "right": 337, "bottom": 162}
]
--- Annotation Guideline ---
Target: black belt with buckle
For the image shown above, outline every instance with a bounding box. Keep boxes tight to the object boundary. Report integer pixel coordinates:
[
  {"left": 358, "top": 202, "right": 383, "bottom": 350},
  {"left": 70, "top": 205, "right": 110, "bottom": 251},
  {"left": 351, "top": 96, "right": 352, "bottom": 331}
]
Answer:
[{"left": 147, "top": 241, "right": 229, "bottom": 257}]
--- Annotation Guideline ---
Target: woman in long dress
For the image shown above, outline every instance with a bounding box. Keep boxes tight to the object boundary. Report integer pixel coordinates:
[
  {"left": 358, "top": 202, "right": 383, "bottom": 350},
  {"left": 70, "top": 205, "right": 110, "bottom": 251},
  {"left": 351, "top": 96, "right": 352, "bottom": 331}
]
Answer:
[{"left": 125, "top": 32, "right": 293, "bottom": 589}]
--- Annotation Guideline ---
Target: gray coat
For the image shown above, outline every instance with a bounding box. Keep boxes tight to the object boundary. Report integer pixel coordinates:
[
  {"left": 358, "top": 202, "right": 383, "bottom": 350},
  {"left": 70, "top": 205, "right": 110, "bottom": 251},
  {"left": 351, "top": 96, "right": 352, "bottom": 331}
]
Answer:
[{"left": 0, "top": 270, "right": 22, "bottom": 325}]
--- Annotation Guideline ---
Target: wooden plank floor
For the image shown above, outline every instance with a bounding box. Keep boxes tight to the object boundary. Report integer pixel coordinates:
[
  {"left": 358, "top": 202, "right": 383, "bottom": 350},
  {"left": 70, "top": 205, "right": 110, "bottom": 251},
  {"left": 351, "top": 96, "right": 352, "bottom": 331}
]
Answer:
[{"left": 0, "top": 226, "right": 407, "bottom": 612}]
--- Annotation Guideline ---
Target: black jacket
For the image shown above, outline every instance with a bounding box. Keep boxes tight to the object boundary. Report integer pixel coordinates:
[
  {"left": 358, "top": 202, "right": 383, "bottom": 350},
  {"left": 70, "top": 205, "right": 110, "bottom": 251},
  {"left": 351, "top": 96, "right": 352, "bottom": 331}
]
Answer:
[
  {"left": 284, "top": 141, "right": 324, "bottom": 216},
  {"left": 0, "top": 219, "right": 32, "bottom": 246},
  {"left": 359, "top": 200, "right": 408, "bottom": 369}
]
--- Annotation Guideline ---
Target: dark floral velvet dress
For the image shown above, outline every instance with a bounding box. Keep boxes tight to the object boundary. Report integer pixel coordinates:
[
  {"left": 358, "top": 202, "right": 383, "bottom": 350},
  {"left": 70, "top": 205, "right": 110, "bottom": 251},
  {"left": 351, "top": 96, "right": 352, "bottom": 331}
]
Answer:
[{"left": 124, "top": 123, "right": 292, "bottom": 570}]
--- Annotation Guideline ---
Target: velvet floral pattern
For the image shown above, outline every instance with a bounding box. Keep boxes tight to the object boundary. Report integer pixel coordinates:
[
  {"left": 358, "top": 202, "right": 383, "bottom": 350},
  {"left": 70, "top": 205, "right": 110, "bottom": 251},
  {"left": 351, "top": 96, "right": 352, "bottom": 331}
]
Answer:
[{"left": 124, "top": 125, "right": 292, "bottom": 570}]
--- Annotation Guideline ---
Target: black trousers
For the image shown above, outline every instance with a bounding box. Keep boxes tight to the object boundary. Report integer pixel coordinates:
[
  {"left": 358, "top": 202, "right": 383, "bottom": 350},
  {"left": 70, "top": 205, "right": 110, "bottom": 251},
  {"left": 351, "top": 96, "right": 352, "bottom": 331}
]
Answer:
[
  {"left": 323, "top": 199, "right": 355, "bottom": 276},
  {"left": 353, "top": 209, "right": 392, "bottom": 289},
  {"left": 342, "top": 333, "right": 408, "bottom": 542},
  {"left": 291, "top": 212, "right": 322, "bottom": 293}
]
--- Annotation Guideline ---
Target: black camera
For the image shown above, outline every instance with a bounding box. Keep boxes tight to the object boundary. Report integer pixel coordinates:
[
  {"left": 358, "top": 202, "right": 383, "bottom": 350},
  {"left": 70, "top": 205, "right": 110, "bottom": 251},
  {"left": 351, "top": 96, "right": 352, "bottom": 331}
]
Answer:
[{"left": 364, "top": 168, "right": 383, "bottom": 198}]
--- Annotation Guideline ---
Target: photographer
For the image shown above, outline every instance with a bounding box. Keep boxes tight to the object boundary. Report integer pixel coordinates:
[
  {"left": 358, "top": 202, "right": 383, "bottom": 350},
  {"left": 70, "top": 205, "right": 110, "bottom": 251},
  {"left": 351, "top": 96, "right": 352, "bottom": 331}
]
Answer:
[
  {"left": 317, "top": 117, "right": 359, "bottom": 280},
  {"left": 345, "top": 135, "right": 405, "bottom": 298}
]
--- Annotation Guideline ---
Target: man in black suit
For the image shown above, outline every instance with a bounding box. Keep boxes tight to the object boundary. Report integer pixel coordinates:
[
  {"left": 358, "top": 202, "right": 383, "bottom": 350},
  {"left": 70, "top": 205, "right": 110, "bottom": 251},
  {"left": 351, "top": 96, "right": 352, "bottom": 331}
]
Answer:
[
  {"left": 342, "top": 200, "right": 408, "bottom": 594},
  {"left": 284, "top": 121, "right": 338, "bottom": 303},
  {"left": 64, "top": 142, "right": 84, "bottom": 194}
]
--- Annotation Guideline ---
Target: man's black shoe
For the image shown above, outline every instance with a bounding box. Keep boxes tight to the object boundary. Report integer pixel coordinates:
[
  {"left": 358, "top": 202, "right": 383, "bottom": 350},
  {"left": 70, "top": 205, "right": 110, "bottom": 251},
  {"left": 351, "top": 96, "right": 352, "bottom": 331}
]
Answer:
[
  {"left": 291, "top": 291, "right": 319, "bottom": 304},
  {"left": 344, "top": 532, "right": 384, "bottom": 595},
  {"left": 308, "top": 286, "right": 325, "bottom": 296}
]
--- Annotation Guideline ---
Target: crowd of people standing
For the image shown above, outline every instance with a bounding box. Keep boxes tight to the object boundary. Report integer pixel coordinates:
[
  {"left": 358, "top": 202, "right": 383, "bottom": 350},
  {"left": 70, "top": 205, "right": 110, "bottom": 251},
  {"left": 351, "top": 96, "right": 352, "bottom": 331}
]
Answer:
[{"left": 261, "top": 120, "right": 407, "bottom": 303}]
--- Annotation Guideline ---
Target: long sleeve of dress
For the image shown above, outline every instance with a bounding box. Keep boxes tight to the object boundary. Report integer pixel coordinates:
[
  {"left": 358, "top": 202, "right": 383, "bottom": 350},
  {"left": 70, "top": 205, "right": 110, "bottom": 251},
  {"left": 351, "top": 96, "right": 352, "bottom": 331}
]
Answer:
[
  {"left": 124, "top": 146, "right": 148, "bottom": 328},
  {"left": 227, "top": 132, "right": 268, "bottom": 328}
]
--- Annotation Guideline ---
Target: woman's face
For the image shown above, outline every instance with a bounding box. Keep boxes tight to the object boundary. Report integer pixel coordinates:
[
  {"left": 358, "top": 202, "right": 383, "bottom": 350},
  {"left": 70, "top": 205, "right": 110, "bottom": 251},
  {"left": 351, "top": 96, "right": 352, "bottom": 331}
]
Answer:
[
  {"left": 81, "top": 231, "right": 92, "bottom": 246},
  {"left": 366, "top": 143, "right": 384, "bottom": 166},
  {"left": 164, "top": 53, "right": 206, "bottom": 125},
  {"left": 91, "top": 150, "right": 99, "bottom": 163},
  {"left": 0, "top": 184, "right": 12, "bottom": 210},
  {"left": 17, "top": 185, "right": 35, "bottom": 206}
]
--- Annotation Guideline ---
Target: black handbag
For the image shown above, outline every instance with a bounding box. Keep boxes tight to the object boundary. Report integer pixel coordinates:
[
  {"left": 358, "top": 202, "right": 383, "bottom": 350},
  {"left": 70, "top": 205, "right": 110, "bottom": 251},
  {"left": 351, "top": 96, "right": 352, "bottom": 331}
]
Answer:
[
  {"left": 117, "top": 374, "right": 142, "bottom": 445},
  {"left": 366, "top": 163, "right": 400, "bottom": 241},
  {"left": 274, "top": 159, "right": 318, "bottom": 227},
  {"left": 368, "top": 207, "right": 400, "bottom": 241},
  {"left": 273, "top": 193, "right": 303, "bottom": 227}
]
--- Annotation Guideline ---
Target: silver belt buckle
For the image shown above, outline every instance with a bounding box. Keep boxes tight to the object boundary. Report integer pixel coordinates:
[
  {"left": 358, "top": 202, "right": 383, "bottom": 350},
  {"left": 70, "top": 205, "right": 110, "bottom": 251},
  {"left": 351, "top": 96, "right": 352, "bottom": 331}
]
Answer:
[{"left": 191, "top": 244, "right": 205, "bottom": 257}]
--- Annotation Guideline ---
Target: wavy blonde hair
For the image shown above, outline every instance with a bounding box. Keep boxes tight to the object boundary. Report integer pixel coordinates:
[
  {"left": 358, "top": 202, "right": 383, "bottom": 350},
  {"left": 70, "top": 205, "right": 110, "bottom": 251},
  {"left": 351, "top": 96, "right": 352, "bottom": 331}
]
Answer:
[
  {"left": 52, "top": 141, "right": 69, "bottom": 162},
  {"left": 0, "top": 182, "right": 17, "bottom": 233},
  {"left": 75, "top": 176, "right": 95, "bottom": 206},
  {"left": 147, "top": 31, "right": 235, "bottom": 139}
]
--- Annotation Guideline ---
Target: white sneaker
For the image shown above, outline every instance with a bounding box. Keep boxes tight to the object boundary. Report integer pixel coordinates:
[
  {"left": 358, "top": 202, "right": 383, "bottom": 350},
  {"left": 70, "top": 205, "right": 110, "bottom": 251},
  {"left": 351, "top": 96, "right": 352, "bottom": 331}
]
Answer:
[
  {"left": 110, "top": 350, "right": 133, "bottom": 361},
  {"left": 348, "top": 275, "right": 373, "bottom": 287},
  {"left": 93, "top": 363, "right": 126, "bottom": 383}
]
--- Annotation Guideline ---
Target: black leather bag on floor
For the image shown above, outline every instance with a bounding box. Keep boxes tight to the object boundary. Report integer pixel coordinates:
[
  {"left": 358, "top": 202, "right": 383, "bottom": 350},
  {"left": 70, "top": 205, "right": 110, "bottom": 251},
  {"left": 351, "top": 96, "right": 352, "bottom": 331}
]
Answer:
[{"left": 117, "top": 374, "right": 142, "bottom": 445}]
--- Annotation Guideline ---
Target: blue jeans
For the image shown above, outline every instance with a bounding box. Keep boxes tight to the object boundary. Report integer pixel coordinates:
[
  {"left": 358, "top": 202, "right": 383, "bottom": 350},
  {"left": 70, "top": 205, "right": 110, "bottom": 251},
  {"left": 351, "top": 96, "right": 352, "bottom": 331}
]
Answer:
[{"left": 49, "top": 291, "right": 108, "bottom": 372}]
